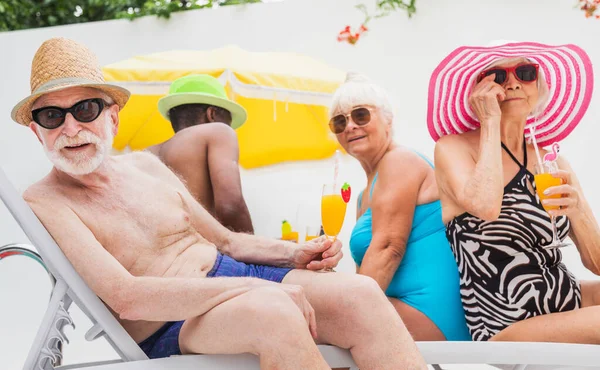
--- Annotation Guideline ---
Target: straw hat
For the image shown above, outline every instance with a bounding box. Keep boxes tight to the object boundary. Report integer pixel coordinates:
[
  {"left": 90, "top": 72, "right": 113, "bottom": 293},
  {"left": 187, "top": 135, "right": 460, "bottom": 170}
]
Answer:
[
  {"left": 158, "top": 74, "right": 247, "bottom": 129},
  {"left": 11, "top": 37, "right": 130, "bottom": 126},
  {"left": 427, "top": 41, "right": 594, "bottom": 147}
]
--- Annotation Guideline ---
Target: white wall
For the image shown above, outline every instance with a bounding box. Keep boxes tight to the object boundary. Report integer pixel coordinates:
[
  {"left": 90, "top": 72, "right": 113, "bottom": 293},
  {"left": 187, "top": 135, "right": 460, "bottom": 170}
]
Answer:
[{"left": 1, "top": 0, "right": 599, "bottom": 368}]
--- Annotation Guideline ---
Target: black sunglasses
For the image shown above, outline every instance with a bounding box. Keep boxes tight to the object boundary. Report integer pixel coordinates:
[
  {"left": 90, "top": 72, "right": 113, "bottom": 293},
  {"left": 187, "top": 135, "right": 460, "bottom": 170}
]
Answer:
[
  {"left": 477, "top": 63, "right": 539, "bottom": 85},
  {"left": 329, "top": 107, "right": 373, "bottom": 134},
  {"left": 31, "top": 98, "right": 108, "bottom": 130}
]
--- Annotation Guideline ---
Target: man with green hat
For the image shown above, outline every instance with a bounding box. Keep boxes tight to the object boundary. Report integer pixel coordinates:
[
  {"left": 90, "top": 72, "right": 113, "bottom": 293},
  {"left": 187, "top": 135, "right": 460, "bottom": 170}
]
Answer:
[{"left": 149, "top": 74, "right": 253, "bottom": 233}]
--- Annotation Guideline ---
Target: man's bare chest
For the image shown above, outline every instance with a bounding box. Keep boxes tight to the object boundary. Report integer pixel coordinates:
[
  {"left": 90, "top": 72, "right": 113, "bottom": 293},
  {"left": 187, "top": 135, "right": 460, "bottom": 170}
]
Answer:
[{"left": 66, "top": 176, "right": 197, "bottom": 266}]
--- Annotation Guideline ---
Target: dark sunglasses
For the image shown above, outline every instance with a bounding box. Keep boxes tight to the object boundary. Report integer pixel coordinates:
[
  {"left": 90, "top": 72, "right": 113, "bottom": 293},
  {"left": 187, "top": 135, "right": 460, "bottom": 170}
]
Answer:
[
  {"left": 31, "top": 98, "right": 108, "bottom": 130},
  {"left": 329, "top": 107, "right": 373, "bottom": 134},
  {"left": 477, "top": 63, "right": 539, "bottom": 85}
]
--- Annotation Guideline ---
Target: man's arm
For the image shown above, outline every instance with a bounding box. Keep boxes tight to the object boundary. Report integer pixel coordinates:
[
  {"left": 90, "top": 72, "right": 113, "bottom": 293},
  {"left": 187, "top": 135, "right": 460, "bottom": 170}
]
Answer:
[
  {"left": 205, "top": 124, "right": 254, "bottom": 233},
  {"left": 24, "top": 189, "right": 274, "bottom": 322}
]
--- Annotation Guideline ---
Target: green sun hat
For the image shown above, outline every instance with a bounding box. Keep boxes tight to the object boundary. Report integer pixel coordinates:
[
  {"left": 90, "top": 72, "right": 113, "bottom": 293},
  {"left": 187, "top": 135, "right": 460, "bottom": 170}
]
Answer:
[{"left": 158, "top": 74, "right": 248, "bottom": 129}]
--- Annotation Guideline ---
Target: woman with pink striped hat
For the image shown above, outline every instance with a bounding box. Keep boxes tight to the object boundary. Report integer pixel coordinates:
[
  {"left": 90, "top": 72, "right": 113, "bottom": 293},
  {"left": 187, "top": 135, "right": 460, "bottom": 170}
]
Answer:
[{"left": 430, "top": 41, "right": 600, "bottom": 343}]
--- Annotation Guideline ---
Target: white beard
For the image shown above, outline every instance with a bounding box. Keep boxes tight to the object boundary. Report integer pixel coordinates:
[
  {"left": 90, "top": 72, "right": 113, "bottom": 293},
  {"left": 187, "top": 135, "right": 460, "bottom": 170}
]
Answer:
[{"left": 42, "top": 115, "right": 114, "bottom": 176}]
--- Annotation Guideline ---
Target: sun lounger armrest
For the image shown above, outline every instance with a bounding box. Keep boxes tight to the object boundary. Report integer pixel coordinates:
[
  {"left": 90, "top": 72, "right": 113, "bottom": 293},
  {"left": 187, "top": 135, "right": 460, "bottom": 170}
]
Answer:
[
  {"left": 0, "top": 167, "right": 149, "bottom": 364},
  {"left": 85, "top": 323, "right": 105, "bottom": 342}
]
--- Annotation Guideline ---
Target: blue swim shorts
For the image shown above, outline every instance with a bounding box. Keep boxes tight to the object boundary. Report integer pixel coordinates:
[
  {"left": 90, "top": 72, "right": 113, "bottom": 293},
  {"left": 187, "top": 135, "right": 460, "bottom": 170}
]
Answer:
[{"left": 138, "top": 252, "right": 293, "bottom": 359}]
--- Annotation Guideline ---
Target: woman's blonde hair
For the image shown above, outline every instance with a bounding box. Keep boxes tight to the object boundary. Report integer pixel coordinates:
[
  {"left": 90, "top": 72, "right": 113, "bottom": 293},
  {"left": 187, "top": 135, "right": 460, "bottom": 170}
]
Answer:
[{"left": 329, "top": 72, "right": 394, "bottom": 125}]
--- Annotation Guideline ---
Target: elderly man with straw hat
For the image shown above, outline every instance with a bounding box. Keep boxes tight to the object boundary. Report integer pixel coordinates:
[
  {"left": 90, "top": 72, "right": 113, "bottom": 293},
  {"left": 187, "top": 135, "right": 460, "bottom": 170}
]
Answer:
[
  {"left": 15, "top": 37, "right": 426, "bottom": 369},
  {"left": 148, "top": 74, "right": 254, "bottom": 234}
]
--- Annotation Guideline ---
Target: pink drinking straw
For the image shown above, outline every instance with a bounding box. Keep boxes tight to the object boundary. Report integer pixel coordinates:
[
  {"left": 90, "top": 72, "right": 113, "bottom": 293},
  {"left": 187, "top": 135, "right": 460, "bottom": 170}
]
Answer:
[{"left": 529, "top": 127, "right": 544, "bottom": 169}]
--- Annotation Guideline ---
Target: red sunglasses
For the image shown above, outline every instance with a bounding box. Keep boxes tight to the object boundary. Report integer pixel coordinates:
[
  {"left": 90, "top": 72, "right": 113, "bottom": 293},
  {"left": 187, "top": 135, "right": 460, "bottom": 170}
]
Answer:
[{"left": 477, "top": 63, "right": 539, "bottom": 85}]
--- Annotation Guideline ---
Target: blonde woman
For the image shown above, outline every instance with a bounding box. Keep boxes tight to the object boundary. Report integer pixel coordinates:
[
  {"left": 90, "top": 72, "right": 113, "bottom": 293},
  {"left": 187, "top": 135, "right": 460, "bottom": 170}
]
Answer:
[{"left": 330, "top": 73, "right": 470, "bottom": 341}]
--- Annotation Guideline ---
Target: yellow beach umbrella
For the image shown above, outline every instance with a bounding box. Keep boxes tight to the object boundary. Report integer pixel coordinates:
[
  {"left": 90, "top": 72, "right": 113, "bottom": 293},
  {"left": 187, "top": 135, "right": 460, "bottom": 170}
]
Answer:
[{"left": 102, "top": 45, "right": 345, "bottom": 169}]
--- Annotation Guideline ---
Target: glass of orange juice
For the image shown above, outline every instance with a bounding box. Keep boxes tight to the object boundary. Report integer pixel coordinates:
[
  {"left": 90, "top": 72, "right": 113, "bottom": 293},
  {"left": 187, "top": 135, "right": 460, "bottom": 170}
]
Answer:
[
  {"left": 321, "top": 183, "right": 347, "bottom": 272},
  {"left": 534, "top": 161, "right": 567, "bottom": 248},
  {"left": 321, "top": 184, "right": 347, "bottom": 240}
]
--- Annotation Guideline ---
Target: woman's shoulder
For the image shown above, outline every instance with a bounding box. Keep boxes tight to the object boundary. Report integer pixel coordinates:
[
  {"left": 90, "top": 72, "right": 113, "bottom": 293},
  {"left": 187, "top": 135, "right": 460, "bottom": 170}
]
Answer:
[
  {"left": 435, "top": 132, "right": 479, "bottom": 166},
  {"left": 436, "top": 131, "right": 478, "bottom": 149},
  {"left": 378, "top": 147, "right": 430, "bottom": 178},
  {"left": 382, "top": 146, "right": 422, "bottom": 163}
]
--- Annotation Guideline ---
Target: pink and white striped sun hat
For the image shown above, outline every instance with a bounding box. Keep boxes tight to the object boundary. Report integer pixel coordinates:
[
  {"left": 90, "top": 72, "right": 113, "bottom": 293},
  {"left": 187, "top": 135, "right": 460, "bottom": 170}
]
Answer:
[{"left": 427, "top": 41, "right": 594, "bottom": 147}]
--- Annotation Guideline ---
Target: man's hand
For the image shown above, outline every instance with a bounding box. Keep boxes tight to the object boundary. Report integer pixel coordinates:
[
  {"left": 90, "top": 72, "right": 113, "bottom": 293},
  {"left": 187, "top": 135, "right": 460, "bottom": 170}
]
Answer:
[{"left": 291, "top": 236, "right": 343, "bottom": 270}]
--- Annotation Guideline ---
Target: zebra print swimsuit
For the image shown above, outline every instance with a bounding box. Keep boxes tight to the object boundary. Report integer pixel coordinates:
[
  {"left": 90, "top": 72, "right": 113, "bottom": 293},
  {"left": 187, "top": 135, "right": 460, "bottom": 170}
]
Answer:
[{"left": 446, "top": 141, "right": 581, "bottom": 341}]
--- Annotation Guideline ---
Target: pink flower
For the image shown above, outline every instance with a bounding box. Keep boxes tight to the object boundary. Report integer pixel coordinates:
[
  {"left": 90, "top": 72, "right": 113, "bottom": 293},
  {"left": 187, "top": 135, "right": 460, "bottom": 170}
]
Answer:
[
  {"left": 579, "top": 0, "right": 600, "bottom": 18},
  {"left": 337, "top": 23, "right": 368, "bottom": 45}
]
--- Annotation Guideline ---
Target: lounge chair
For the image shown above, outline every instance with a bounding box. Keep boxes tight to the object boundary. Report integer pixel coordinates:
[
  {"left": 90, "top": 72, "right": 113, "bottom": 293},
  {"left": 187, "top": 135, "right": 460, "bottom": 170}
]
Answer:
[{"left": 1, "top": 166, "right": 598, "bottom": 370}]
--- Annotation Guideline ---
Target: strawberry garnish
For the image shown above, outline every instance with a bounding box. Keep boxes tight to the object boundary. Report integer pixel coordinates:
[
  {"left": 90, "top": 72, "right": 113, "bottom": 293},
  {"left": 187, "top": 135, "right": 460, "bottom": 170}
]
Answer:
[{"left": 341, "top": 182, "right": 351, "bottom": 203}]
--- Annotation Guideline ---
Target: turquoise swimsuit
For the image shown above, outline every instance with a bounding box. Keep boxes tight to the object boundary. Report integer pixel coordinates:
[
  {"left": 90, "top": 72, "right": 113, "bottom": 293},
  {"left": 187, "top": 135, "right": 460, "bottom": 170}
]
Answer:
[{"left": 349, "top": 153, "right": 471, "bottom": 341}]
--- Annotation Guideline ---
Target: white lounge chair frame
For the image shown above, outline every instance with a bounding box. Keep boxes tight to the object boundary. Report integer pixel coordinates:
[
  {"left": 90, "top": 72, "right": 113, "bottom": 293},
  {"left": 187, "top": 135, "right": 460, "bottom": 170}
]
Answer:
[{"left": 1, "top": 166, "right": 599, "bottom": 370}]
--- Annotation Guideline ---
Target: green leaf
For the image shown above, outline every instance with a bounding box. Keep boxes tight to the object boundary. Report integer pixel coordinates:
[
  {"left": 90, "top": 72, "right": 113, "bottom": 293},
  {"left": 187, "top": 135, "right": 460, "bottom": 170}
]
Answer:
[
  {"left": 355, "top": 4, "right": 367, "bottom": 13},
  {"left": 0, "top": 0, "right": 266, "bottom": 32}
]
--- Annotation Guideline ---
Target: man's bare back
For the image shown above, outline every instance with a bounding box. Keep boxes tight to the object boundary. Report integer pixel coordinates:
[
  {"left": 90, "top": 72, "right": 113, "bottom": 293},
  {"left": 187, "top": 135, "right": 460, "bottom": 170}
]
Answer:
[
  {"left": 149, "top": 123, "right": 254, "bottom": 233},
  {"left": 149, "top": 131, "right": 214, "bottom": 213},
  {"left": 26, "top": 152, "right": 219, "bottom": 341}
]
